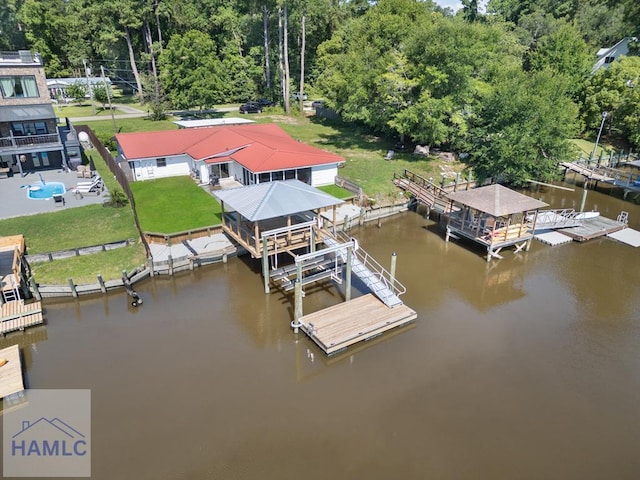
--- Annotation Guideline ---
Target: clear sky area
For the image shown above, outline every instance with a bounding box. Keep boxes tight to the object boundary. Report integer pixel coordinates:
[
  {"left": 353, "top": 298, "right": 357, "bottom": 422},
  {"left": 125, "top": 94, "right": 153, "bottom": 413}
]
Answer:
[{"left": 433, "top": 0, "right": 487, "bottom": 14}]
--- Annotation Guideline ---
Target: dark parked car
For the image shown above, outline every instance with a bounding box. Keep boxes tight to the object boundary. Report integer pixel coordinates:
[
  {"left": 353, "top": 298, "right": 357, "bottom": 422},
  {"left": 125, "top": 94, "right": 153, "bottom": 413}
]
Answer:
[
  {"left": 239, "top": 102, "right": 262, "bottom": 114},
  {"left": 312, "top": 100, "right": 324, "bottom": 109},
  {"left": 256, "top": 98, "right": 276, "bottom": 107}
]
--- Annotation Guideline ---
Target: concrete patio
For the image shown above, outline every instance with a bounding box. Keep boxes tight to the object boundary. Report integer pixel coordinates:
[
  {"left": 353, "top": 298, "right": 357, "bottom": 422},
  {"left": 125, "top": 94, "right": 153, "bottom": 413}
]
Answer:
[{"left": 0, "top": 169, "right": 108, "bottom": 220}]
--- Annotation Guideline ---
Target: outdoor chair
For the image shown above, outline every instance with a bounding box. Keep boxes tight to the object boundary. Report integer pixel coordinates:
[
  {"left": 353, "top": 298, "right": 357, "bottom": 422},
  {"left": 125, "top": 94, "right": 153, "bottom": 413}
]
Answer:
[
  {"left": 384, "top": 150, "right": 395, "bottom": 161},
  {"left": 73, "top": 176, "right": 103, "bottom": 197},
  {"left": 53, "top": 194, "right": 65, "bottom": 206},
  {"left": 76, "top": 165, "right": 95, "bottom": 178}
]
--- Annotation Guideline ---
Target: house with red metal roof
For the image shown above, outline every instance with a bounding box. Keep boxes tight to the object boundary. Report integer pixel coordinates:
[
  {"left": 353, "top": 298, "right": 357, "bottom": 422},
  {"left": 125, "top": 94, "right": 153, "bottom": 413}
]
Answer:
[{"left": 114, "top": 123, "right": 345, "bottom": 187}]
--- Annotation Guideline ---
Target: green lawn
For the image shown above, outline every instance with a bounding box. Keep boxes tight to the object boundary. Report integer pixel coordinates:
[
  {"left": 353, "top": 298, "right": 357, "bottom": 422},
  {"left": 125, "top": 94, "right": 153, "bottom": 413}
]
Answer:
[
  {"left": 130, "top": 177, "right": 221, "bottom": 233},
  {"left": 54, "top": 103, "right": 121, "bottom": 118},
  {"left": 317, "top": 184, "right": 355, "bottom": 199},
  {"left": 79, "top": 117, "right": 178, "bottom": 145},
  {"left": 262, "top": 114, "right": 459, "bottom": 197},
  {"left": 31, "top": 243, "right": 147, "bottom": 284},
  {"left": 0, "top": 204, "right": 138, "bottom": 254},
  {"left": 570, "top": 138, "right": 612, "bottom": 158}
]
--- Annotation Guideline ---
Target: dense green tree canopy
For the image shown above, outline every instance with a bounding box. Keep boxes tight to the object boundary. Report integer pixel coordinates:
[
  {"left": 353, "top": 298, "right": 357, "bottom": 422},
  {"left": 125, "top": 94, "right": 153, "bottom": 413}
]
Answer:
[
  {"left": 582, "top": 57, "right": 640, "bottom": 147},
  {"left": 3, "top": 0, "right": 639, "bottom": 181},
  {"left": 159, "top": 30, "right": 226, "bottom": 109},
  {"left": 463, "top": 69, "right": 579, "bottom": 185}
]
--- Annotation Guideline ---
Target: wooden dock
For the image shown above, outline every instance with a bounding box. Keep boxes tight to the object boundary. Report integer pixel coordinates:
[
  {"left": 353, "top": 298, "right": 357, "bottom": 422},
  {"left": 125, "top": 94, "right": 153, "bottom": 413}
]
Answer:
[
  {"left": 298, "top": 294, "right": 417, "bottom": 355},
  {"left": 560, "top": 216, "right": 627, "bottom": 242},
  {"left": 0, "top": 344, "right": 24, "bottom": 399},
  {"left": 1, "top": 300, "right": 44, "bottom": 335}
]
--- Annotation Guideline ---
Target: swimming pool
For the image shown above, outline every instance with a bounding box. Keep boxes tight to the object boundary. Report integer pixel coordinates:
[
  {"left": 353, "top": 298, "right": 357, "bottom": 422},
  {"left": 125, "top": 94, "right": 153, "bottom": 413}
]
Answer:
[{"left": 26, "top": 182, "right": 66, "bottom": 200}]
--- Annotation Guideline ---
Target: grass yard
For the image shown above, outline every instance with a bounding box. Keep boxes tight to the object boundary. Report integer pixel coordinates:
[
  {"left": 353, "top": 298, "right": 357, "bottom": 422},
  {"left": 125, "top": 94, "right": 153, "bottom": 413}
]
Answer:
[
  {"left": 54, "top": 103, "right": 121, "bottom": 118},
  {"left": 31, "top": 243, "right": 147, "bottom": 284},
  {"left": 570, "top": 138, "right": 612, "bottom": 158},
  {"left": 317, "top": 184, "right": 355, "bottom": 199},
  {"left": 0, "top": 204, "right": 138, "bottom": 254},
  {"left": 130, "top": 177, "right": 221, "bottom": 233},
  {"left": 262, "top": 114, "right": 462, "bottom": 198},
  {"left": 80, "top": 117, "right": 178, "bottom": 147}
]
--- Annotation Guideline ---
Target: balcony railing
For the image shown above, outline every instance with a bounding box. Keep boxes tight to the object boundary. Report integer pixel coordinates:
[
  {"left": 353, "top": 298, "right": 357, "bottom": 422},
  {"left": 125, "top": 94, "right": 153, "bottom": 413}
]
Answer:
[{"left": 0, "top": 134, "right": 61, "bottom": 149}]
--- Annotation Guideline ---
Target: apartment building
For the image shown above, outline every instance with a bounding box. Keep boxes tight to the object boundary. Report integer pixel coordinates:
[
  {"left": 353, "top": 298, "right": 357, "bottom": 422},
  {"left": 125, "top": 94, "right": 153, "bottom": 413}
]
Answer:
[{"left": 0, "top": 50, "right": 80, "bottom": 176}]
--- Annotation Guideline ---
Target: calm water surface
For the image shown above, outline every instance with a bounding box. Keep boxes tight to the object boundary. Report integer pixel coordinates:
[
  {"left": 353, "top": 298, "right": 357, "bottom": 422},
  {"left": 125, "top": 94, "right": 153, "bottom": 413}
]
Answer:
[{"left": 4, "top": 180, "right": 640, "bottom": 479}]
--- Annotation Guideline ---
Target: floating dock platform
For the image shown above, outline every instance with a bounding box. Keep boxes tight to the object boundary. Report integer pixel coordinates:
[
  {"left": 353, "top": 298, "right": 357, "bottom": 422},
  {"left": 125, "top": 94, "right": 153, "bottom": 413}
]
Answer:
[
  {"left": 298, "top": 294, "right": 417, "bottom": 355},
  {"left": 534, "top": 231, "right": 573, "bottom": 246},
  {"left": 0, "top": 344, "right": 24, "bottom": 399},
  {"left": 608, "top": 228, "right": 640, "bottom": 247},
  {"left": 560, "top": 216, "right": 627, "bottom": 242}
]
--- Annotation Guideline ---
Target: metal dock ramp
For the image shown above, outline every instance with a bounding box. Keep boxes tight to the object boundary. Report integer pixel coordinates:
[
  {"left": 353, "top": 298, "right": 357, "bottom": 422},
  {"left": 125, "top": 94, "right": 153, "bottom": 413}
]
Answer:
[{"left": 322, "top": 235, "right": 404, "bottom": 308}]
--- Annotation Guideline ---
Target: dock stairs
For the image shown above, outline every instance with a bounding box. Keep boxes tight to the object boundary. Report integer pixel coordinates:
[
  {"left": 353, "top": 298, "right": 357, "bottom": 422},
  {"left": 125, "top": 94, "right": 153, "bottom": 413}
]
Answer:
[{"left": 322, "top": 234, "right": 404, "bottom": 308}]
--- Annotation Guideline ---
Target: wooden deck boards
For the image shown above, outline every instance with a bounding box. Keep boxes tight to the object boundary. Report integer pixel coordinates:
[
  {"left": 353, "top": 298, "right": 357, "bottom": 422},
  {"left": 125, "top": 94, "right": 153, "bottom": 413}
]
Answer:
[
  {"left": 1, "top": 300, "right": 44, "bottom": 334},
  {"left": 299, "top": 294, "right": 417, "bottom": 355},
  {"left": 0, "top": 344, "right": 24, "bottom": 399},
  {"left": 560, "top": 216, "right": 627, "bottom": 242}
]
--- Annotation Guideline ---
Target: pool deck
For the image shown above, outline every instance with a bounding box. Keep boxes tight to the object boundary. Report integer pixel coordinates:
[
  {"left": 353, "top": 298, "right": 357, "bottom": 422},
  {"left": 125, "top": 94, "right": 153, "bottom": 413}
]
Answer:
[{"left": 0, "top": 169, "right": 107, "bottom": 220}]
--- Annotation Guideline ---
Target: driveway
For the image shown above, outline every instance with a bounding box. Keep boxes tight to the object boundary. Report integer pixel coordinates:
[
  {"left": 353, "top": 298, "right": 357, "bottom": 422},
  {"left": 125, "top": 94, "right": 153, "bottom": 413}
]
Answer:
[{"left": 0, "top": 170, "right": 108, "bottom": 220}]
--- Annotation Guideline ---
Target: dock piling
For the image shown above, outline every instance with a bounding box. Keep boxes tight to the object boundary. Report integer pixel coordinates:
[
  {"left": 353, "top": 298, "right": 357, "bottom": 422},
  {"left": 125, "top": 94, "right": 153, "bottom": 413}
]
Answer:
[
  {"left": 28, "top": 276, "right": 41, "bottom": 301},
  {"left": 390, "top": 252, "right": 397, "bottom": 289},
  {"left": 97, "top": 274, "right": 106, "bottom": 293},
  {"left": 345, "top": 246, "right": 352, "bottom": 302},
  {"left": 293, "top": 279, "right": 303, "bottom": 333},
  {"left": 67, "top": 278, "right": 78, "bottom": 298}
]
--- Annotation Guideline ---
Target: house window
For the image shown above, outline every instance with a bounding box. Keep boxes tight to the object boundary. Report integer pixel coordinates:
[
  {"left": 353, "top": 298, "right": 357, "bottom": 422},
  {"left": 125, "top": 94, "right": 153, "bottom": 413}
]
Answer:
[
  {"left": 11, "top": 122, "right": 48, "bottom": 136},
  {"left": 0, "top": 76, "right": 39, "bottom": 98},
  {"left": 296, "top": 168, "right": 311, "bottom": 184},
  {"left": 604, "top": 56, "right": 615, "bottom": 64},
  {"left": 156, "top": 158, "right": 167, "bottom": 167},
  {"left": 258, "top": 172, "right": 270, "bottom": 184},
  {"left": 284, "top": 169, "right": 296, "bottom": 180},
  {"left": 271, "top": 171, "right": 284, "bottom": 181}
]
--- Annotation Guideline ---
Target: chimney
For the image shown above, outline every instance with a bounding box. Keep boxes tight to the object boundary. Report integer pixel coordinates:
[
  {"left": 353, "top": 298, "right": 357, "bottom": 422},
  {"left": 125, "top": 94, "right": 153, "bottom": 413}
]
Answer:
[{"left": 22, "top": 421, "right": 30, "bottom": 430}]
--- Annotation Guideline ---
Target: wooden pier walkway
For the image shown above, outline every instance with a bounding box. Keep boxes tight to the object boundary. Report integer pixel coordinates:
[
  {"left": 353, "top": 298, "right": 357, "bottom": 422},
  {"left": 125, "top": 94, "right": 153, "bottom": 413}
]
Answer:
[
  {"left": 560, "top": 161, "right": 617, "bottom": 182},
  {"left": 0, "top": 344, "right": 24, "bottom": 399},
  {"left": 1, "top": 300, "right": 44, "bottom": 335},
  {"left": 560, "top": 161, "right": 640, "bottom": 194},
  {"left": 392, "top": 170, "right": 457, "bottom": 214},
  {"left": 299, "top": 294, "right": 417, "bottom": 355}
]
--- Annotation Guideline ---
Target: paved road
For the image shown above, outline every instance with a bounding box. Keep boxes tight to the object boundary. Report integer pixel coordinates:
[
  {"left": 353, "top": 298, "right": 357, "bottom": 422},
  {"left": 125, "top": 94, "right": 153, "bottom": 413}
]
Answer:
[{"left": 67, "top": 105, "right": 239, "bottom": 123}]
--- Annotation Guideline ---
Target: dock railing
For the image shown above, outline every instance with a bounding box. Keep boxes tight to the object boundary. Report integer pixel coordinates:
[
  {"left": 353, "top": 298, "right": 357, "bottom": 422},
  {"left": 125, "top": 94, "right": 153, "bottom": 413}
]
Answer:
[
  {"left": 393, "top": 169, "right": 454, "bottom": 213},
  {"left": 332, "top": 230, "right": 407, "bottom": 299}
]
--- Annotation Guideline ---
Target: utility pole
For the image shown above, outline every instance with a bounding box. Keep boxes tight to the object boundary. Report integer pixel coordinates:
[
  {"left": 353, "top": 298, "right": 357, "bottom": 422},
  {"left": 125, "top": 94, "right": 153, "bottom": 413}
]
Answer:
[
  {"left": 590, "top": 111, "right": 608, "bottom": 163},
  {"left": 82, "top": 59, "right": 96, "bottom": 115},
  {"left": 101, "top": 65, "right": 117, "bottom": 135}
]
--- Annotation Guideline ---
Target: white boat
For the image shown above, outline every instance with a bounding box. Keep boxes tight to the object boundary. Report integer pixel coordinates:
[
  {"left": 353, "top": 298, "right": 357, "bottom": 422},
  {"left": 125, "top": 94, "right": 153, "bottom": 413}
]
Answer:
[{"left": 574, "top": 211, "right": 600, "bottom": 220}]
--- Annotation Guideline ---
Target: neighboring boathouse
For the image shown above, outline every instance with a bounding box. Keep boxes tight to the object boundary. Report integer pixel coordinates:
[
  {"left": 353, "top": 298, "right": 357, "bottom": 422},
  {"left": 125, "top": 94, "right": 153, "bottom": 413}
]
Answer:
[{"left": 444, "top": 184, "right": 548, "bottom": 261}]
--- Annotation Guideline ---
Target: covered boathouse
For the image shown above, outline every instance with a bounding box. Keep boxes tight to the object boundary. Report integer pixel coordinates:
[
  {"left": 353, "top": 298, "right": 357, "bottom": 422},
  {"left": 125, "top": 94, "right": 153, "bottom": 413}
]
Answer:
[
  {"left": 213, "top": 180, "right": 417, "bottom": 355},
  {"left": 444, "top": 184, "right": 548, "bottom": 261}
]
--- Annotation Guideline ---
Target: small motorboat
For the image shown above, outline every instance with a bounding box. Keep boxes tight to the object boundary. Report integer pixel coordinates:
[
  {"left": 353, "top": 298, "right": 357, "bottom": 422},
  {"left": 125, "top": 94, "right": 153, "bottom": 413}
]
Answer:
[{"left": 574, "top": 211, "right": 600, "bottom": 220}]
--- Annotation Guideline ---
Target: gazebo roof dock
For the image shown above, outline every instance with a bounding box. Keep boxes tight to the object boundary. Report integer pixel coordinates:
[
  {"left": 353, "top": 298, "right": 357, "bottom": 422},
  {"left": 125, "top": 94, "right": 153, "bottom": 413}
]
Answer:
[
  {"left": 213, "top": 180, "right": 417, "bottom": 355},
  {"left": 212, "top": 179, "right": 343, "bottom": 260},
  {"left": 444, "top": 184, "right": 548, "bottom": 261}
]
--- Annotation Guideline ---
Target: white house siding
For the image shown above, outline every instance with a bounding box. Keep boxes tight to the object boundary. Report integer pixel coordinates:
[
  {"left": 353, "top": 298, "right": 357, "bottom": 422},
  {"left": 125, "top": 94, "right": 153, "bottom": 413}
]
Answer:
[
  {"left": 311, "top": 164, "right": 338, "bottom": 187},
  {"left": 229, "top": 162, "right": 244, "bottom": 182},
  {"left": 131, "top": 154, "right": 192, "bottom": 181},
  {"left": 592, "top": 37, "right": 634, "bottom": 74}
]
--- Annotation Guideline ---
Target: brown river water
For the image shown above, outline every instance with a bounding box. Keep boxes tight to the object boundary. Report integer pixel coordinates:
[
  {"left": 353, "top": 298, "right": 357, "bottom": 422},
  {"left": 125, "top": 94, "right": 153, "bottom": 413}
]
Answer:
[{"left": 4, "top": 178, "right": 640, "bottom": 479}]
